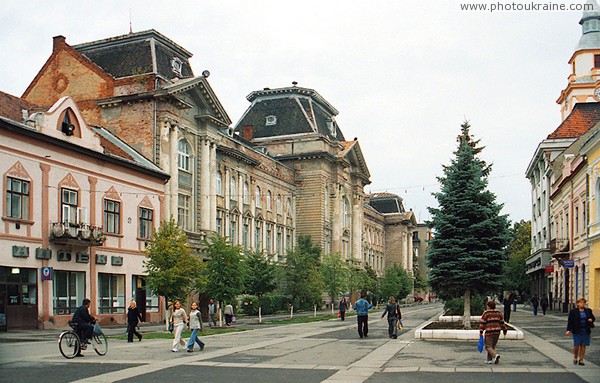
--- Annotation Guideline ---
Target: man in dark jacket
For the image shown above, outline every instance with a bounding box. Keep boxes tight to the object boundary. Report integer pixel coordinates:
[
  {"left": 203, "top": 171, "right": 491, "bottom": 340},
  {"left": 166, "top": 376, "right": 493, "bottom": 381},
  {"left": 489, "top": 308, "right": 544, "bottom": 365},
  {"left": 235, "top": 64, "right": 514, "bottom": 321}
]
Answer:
[
  {"left": 381, "top": 297, "right": 401, "bottom": 338},
  {"left": 72, "top": 298, "right": 95, "bottom": 350}
]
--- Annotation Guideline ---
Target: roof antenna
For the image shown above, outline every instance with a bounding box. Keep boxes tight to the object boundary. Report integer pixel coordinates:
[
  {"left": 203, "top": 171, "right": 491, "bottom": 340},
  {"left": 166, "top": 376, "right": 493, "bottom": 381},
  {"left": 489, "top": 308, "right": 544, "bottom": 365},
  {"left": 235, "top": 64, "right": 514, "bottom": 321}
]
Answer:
[{"left": 129, "top": 9, "right": 133, "bottom": 34}]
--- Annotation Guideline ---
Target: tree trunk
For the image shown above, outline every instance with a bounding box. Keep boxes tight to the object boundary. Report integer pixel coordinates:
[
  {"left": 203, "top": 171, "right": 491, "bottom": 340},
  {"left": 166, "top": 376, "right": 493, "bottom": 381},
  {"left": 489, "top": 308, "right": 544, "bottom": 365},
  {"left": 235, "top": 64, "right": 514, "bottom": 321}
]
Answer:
[{"left": 463, "top": 288, "right": 471, "bottom": 329}]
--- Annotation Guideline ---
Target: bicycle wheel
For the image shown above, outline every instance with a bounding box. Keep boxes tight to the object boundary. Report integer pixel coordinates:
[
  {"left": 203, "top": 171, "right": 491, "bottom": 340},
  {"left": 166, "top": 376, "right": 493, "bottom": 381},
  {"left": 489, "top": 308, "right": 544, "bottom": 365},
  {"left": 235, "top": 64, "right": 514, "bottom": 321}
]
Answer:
[
  {"left": 93, "top": 333, "right": 108, "bottom": 356},
  {"left": 58, "top": 331, "right": 80, "bottom": 359}
]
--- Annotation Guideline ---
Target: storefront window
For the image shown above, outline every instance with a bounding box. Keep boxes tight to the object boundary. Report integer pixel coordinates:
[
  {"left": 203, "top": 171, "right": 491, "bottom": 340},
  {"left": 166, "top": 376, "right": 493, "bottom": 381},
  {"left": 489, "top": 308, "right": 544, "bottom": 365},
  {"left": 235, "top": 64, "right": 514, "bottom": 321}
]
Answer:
[
  {"left": 53, "top": 270, "right": 85, "bottom": 315},
  {"left": 98, "top": 273, "right": 125, "bottom": 313}
]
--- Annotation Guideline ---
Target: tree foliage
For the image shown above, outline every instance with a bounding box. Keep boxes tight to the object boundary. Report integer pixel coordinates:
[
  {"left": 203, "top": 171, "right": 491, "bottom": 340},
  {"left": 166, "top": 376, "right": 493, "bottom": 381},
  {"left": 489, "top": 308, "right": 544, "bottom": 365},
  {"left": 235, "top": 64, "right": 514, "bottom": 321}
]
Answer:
[
  {"left": 283, "top": 236, "right": 324, "bottom": 307},
  {"left": 427, "top": 122, "right": 510, "bottom": 327},
  {"left": 320, "top": 253, "right": 349, "bottom": 304},
  {"left": 244, "top": 250, "right": 279, "bottom": 301},
  {"left": 203, "top": 234, "right": 245, "bottom": 304},
  {"left": 143, "top": 220, "right": 205, "bottom": 303},
  {"left": 503, "top": 220, "right": 531, "bottom": 293},
  {"left": 379, "top": 264, "right": 413, "bottom": 302}
]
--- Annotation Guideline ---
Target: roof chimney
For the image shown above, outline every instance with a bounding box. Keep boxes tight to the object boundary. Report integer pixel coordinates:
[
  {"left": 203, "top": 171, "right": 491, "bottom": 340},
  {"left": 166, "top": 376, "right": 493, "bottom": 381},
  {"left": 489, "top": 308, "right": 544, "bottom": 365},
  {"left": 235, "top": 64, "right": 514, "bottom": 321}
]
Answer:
[
  {"left": 53, "top": 35, "right": 67, "bottom": 52},
  {"left": 242, "top": 125, "right": 254, "bottom": 141}
]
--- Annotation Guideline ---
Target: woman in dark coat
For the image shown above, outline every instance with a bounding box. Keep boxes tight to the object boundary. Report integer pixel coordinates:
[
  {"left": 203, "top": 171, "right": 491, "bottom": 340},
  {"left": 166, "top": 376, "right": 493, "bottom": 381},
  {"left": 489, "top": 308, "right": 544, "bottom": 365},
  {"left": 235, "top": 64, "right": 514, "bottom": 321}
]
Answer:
[
  {"left": 566, "top": 297, "right": 595, "bottom": 366},
  {"left": 339, "top": 297, "right": 348, "bottom": 321},
  {"left": 503, "top": 293, "right": 513, "bottom": 323},
  {"left": 127, "top": 300, "right": 143, "bottom": 342}
]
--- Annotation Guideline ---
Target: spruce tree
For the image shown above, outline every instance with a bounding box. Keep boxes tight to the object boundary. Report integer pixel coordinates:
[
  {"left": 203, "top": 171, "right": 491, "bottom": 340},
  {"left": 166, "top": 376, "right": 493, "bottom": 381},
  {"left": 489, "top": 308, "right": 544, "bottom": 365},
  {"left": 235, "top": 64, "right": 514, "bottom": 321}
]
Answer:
[{"left": 427, "top": 122, "right": 510, "bottom": 328}]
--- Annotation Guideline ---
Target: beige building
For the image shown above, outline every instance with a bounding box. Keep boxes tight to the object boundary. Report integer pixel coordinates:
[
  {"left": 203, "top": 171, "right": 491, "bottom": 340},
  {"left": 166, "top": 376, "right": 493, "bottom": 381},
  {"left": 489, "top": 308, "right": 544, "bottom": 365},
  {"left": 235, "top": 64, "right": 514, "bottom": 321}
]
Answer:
[{"left": 0, "top": 94, "right": 169, "bottom": 330}]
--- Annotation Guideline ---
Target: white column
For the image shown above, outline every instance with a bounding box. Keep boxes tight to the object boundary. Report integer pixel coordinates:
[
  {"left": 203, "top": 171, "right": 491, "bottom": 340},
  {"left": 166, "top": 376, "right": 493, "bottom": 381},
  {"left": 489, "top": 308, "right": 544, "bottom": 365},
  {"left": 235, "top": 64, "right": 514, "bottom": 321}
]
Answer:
[
  {"left": 169, "top": 123, "right": 178, "bottom": 222},
  {"left": 209, "top": 143, "right": 217, "bottom": 231},
  {"left": 200, "top": 138, "right": 210, "bottom": 231}
]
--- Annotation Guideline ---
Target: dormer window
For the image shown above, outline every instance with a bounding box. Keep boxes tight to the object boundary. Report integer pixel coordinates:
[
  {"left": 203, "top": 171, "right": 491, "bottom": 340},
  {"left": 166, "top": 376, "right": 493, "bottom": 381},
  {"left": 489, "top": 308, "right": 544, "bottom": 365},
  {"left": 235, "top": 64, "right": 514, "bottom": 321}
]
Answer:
[
  {"left": 171, "top": 57, "right": 183, "bottom": 77},
  {"left": 265, "top": 115, "right": 277, "bottom": 126}
]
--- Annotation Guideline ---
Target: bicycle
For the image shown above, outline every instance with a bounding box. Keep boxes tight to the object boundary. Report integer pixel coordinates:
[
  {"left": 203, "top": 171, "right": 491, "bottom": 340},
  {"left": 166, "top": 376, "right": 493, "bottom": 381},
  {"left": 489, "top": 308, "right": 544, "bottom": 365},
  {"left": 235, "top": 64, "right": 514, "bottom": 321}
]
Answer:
[{"left": 58, "top": 321, "right": 108, "bottom": 359}]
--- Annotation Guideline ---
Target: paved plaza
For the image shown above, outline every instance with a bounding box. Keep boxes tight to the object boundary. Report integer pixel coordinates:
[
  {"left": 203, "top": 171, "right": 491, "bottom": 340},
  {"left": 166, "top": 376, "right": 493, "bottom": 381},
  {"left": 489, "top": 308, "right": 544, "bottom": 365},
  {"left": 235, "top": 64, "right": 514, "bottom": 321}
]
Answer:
[{"left": 0, "top": 303, "right": 598, "bottom": 383}]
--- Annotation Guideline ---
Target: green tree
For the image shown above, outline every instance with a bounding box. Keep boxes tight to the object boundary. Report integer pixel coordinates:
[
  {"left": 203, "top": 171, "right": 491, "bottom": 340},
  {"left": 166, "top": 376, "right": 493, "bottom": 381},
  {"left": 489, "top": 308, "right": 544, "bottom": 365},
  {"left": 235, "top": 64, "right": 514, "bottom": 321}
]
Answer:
[
  {"left": 320, "top": 253, "right": 349, "bottom": 305},
  {"left": 244, "top": 250, "right": 279, "bottom": 302},
  {"left": 379, "top": 264, "right": 412, "bottom": 302},
  {"left": 203, "top": 234, "right": 245, "bottom": 305},
  {"left": 143, "top": 220, "right": 204, "bottom": 304},
  {"left": 283, "top": 236, "right": 323, "bottom": 308},
  {"left": 503, "top": 220, "right": 531, "bottom": 293},
  {"left": 347, "top": 265, "right": 377, "bottom": 300},
  {"left": 427, "top": 122, "right": 510, "bottom": 328}
]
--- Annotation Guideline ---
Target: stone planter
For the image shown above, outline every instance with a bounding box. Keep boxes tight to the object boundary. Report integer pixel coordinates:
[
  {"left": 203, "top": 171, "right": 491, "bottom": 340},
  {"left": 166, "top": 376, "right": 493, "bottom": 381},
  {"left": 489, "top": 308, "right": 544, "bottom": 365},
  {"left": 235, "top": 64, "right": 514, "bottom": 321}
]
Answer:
[{"left": 414, "top": 314, "right": 524, "bottom": 340}]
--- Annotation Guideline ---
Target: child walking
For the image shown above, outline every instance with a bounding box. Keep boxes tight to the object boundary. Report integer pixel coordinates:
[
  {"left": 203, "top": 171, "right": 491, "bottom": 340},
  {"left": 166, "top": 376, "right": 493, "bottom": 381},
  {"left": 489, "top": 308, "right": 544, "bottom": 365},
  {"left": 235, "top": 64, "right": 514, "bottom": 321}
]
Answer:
[{"left": 187, "top": 302, "right": 205, "bottom": 352}]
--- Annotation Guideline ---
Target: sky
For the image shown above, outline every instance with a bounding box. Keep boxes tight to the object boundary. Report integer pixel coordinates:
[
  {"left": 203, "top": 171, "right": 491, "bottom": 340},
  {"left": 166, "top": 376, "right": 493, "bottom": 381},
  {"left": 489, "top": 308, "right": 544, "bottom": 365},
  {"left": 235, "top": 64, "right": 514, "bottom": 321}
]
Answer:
[{"left": 0, "top": 0, "right": 590, "bottom": 224}]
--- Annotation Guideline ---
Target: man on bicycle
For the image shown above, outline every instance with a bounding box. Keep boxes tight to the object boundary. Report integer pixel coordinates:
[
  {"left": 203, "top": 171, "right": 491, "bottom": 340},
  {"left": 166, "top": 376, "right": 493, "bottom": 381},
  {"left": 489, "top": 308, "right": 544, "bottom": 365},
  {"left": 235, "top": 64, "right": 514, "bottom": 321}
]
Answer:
[{"left": 72, "top": 298, "right": 96, "bottom": 354}]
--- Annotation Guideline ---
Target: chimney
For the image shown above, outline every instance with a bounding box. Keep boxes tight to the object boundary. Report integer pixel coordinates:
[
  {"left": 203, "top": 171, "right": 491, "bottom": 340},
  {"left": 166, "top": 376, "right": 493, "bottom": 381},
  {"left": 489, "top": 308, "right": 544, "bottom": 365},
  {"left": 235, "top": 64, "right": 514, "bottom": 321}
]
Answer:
[
  {"left": 242, "top": 125, "right": 254, "bottom": 141},
  {"left": 53, "top": 35, "right": 67, "bottom": 52}
]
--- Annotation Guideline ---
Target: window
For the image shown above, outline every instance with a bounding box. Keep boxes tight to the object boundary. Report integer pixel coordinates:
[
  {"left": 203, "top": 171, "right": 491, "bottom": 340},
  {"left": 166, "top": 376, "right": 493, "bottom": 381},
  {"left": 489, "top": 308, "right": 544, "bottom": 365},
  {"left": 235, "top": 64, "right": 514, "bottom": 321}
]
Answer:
[
  {"left": 575, "top": 206, "right": 579, "bottom": 235},
  {"left": 342, "top": 197, "right": 350, "bottom": 228},
  {"left": 216, "top": 216, "right": 223, "bottom": 235},
  {"left": 277, "top": 194, "right": 282, "bottom": 214},
  {"left": 324, "top": 187, "right": 329, "bottom": 220},
  {"left": 61, "top": 188, "right": 78, "bottom": 224},
  {"left": 230, "top": 215, "right": 237, "bottom": 244},
  {"left": 97, "top": 273, "right": 125, "bottom": 314},
  {"left": 266, "top": 224, "right": 273, "bottom": 253},
  {"left": 243, "top": 182, "right": 249, "bottom": 204},
  {"left": 255, "top": 186, "right": 261, "bottom": 207},
  {"left": 178, "top": 194, "right": 190, "bottom": 230},
  {"left": 267, "top": 190, "right": 272, "bottom": 211},
  {"left": 286, "top": 198, "right": 292, "bottom": 215},
  {"left": 255, "top": 222, "right": 262, "bottom": 250},
  {"left": 286, "top": 229, "right": 292, "bottom": 250},
  {"left": 6, "top": 177, "right": 29, "bottom": 219},
  {"left": 178, "top": 139, "right": 191, "bottom": 172},
  {"left": 266, "top": 115, "right": 277, "bottom": 126},
  {"left": 583, "top": 201, "right": 587, "bottom": 231},
  {"left": 595, "top": 54, "right": 600, "bottom": 68},
  {"left": 139, "top": 208, "right": 153, "bottom": 239},
  {"left": 276, "top": 226, "right": 283, "bottom": 254},
  {"left": 53, "top": 271, "right": 85, "bottom": 315},
  {"left": 230, "top": 176, "right": 237, "bottom": 200},
  {"left": 216, "top": 172, "right": 222, "bottom": 195},
  {"left": 104, "top": 199, "right": 120, "bottom": 234},
  {"left": 242, "top": 220, "right": 249, "bottom": 250}
]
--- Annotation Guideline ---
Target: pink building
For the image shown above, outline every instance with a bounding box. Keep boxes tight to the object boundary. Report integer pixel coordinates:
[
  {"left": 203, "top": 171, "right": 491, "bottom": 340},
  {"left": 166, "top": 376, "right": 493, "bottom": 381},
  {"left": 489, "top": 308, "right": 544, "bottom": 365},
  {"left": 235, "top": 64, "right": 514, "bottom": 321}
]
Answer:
[{"left": 0, "top": 93, "right": 169, "bottom": 330}]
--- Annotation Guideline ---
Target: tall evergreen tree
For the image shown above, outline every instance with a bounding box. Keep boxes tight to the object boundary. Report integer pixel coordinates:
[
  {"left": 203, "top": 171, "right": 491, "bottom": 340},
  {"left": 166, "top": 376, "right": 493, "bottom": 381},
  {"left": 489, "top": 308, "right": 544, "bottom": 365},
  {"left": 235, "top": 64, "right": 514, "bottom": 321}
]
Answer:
[{"left": 427, "top": 122, "right": 510, "bottom": 328}]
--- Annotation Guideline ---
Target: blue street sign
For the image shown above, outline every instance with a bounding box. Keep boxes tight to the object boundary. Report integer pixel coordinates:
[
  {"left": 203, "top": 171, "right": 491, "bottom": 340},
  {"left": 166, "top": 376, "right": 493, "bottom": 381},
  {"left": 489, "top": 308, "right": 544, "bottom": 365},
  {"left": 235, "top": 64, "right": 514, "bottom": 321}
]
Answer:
[{"left": 561, "top": 259, "right": 574, "bottom": 268}]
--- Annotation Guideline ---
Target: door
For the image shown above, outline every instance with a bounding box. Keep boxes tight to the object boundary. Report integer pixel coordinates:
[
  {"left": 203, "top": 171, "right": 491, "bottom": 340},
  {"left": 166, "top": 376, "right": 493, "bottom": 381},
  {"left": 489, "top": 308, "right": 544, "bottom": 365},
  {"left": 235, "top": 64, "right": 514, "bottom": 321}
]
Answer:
[
  {"left": 5, "top": 267, "right": 38, "bottom": 329},
  {"left": 134, "top": 276, "right": 147, "bottom": 322}
]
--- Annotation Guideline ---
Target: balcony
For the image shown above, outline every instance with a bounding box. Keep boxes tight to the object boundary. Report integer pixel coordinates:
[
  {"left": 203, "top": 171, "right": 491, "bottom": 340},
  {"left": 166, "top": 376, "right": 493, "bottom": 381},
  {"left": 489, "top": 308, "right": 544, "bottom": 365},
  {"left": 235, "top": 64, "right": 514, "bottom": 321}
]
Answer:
[
  {"left": 49, "top": 222, "right": 105, "bottom": 247},
  {"left": 549, "top": 238, "right": 569, "bottom": 257}
]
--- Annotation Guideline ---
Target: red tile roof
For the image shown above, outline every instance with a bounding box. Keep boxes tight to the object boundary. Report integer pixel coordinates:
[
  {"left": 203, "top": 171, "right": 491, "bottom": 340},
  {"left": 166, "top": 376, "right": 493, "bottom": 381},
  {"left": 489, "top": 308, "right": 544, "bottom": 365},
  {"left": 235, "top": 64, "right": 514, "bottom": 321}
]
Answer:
[
  {"left": 547, "top": 102, "right": 600, "bottom": 139},
  {"left": 0, "top": 90, "right": 42, "bottom": 122}
]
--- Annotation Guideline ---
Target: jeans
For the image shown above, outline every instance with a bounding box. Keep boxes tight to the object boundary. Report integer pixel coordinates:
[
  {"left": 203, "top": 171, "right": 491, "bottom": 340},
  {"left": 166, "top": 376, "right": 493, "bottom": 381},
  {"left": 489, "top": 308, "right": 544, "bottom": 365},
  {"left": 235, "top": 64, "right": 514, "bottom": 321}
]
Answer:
[
  {"left": 533, "top": 305, "right": 538, "bottom": 316},
  {"left": 387, "top": 317, "right": 398, "bottom": 337},
  {"left": 357, "top": 315, "right": 368, "bottom": 337},
  {"left": 186, "top": 328, "right": 204, "bottom": 350}
]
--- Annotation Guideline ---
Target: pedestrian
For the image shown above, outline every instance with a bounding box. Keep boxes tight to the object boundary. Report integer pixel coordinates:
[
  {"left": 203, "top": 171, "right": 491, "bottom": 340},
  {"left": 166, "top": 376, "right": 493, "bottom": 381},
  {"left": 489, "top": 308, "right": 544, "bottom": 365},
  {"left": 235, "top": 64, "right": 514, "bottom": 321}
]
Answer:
[
  {"left": 127, "top": 300, "right": 143, "bottom": 342},
  {"left": 531, "top": 293, "right": 539, "bottom": 316},
  {"left": 208, "top": 298, "right": 217, "bottom": 327},
  {"left": 166, "top": 301, "right": 174, "bottom": 332},
  {"left": 381, "top": 296, "right": 401, "bottom": 339},
  {"left": 566, "top": 297, "right": 596, "bottom": 366},
  {"left": 352, "top": 290, "right": 373, "bottom": 338},
  {"left": 503, "top": 293, "right": 513, "bottom": 323},
  {"left": 170, "top": 301, "right": 188, "bottom": 352},
  {"left": 186, "top": 302, "right": 205, "bottom": 352},
  {"left": 339, "top": 297, "right": 348, "bottom": 321},
  {"left": 512, "top": 290, "right": 518, "bottom": 312},
  {"left": 541, "top": 294, "right": 549, "bottom": 315},
  {"left": 71, "top": 298, "right": 96, "bottom": 357},
  {"left": 479, "top": 300, "right": 508, "bottom": 365},
  {"left": 224, "top": 302, "right": 234, "bottom": 326}
]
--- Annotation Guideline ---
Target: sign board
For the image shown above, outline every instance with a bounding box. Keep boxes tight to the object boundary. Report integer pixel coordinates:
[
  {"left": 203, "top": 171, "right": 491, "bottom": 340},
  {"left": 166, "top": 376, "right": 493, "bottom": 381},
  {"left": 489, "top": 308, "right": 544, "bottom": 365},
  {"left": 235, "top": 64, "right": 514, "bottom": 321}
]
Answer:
[
  {"left": 41, "top": 267, "right": 53, "bottom": 281},
  {"left": 545, "top": 266, "right": 554, "bottom": 273},
  {"left": 561, "top": 259, "right": 575, "bottom": 268}
]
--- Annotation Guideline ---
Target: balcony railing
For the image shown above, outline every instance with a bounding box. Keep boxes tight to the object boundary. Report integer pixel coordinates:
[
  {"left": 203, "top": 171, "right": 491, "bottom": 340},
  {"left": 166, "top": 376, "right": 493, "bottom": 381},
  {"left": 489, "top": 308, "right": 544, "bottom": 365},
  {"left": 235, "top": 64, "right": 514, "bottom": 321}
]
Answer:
[
  {"left": 549, "top": 238, "right": 569, "bottom": 256},
  {"left": 49, "top": 222, "right": 105, "bottom": 246}
]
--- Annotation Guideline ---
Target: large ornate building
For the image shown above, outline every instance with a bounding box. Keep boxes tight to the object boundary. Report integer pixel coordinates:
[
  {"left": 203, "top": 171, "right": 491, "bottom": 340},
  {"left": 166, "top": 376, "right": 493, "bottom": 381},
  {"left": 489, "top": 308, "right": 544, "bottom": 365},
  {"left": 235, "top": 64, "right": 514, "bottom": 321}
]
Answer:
[{"left": 1, "top": 29, "right": 425, "bottom": 328}]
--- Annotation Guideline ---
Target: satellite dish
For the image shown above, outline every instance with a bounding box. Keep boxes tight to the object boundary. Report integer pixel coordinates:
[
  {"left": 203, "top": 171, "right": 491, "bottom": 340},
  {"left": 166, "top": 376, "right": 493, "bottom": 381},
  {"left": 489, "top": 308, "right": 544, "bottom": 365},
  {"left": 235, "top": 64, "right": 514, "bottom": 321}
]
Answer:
[{"left": 202, "top": 70, "right": 210, "bottom": 78}]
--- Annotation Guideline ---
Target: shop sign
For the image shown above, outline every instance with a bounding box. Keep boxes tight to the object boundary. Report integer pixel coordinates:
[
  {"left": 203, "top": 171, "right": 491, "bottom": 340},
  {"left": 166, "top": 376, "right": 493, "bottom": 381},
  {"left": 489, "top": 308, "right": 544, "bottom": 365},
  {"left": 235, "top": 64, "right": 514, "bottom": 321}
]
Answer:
[
  {"left": 41, "top": 267, "right": 53, "bottom": 281},
  {"left": 545, "top": 266, "right": 554, "bottom": 273}
]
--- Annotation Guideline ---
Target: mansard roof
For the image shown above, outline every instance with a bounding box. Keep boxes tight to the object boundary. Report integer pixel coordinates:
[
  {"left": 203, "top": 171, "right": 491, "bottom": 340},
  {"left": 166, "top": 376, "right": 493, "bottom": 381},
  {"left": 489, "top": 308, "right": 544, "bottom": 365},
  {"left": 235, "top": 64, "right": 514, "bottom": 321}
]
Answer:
[
  {"left": 547, "top": 102, "right": 600, "bottom": 139},
  {"left": 234, "top": 85, "right": 345, "bottom": 141},
  {"left": 72, "top": 29, "right": 194, "bottom": 80},
  {"left": 368, "top": 192, "right": 406, "bottom": 214}
]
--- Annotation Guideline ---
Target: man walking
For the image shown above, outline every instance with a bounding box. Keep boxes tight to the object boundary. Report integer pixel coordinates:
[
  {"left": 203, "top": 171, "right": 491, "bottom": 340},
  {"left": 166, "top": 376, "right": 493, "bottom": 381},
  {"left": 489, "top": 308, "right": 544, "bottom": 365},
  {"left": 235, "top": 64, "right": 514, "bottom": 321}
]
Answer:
[
  {"left": 208, "top": 299, "right": 217, "bottom": 327},
  {"left": 480, "top": 300, "right": 508, "bottom": 364},
  {"left": 353, "top": 291, "right": 373, "bottom": 338}
]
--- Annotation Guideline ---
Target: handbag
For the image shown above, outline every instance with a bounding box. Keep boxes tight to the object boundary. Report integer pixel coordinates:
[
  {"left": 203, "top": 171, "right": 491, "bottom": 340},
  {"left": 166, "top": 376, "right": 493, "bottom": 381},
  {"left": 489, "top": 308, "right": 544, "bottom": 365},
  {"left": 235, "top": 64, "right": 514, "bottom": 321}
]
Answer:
[
  {"left": 168, "top": 322, "right": 174, "bottom": 333},
  {"left": 477, "top": 332, "right": 485, "bottom": 353},
  {"left": 93, "top": 323, "right": 103, "bottom": 335},
  {"left": 231, "top": 316, "right": 237, "bottom": 324},
  {"left": 337, "top": 311, "right": 341, "bottom": 318},
  {"left": 397, "top": 320, "right": 403, "bottom": 330}
]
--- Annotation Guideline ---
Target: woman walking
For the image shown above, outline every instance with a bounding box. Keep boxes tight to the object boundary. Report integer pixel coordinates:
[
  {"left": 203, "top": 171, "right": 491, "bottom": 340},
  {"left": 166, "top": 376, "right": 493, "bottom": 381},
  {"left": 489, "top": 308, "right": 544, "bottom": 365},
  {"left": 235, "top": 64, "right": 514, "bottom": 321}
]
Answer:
[
  {"left": 480, "top": 300, "right": 508, "bottom": 364},
  {"left": 339, "top": 297, "right": 348, "bottom": 321},
  {"left": 381, "top": 297, "right": 401, "bottom": 339},
  {"left": 186, "top": 302, "right": 205, "bottom": 352},
  {"left": 566, "top": 297, "right": 596, "bottom": 366},
  {"left": 170, "top": 301, "right": 188, "bottom": 352},
  {"left": 503, "top": 293, "right": 513, "bottom": 323},
  {"left": 127, "top": 300, "right": 143, "bottom": 342},
  {"left": 224, "top": 303, "right": 234, "bottom": 326}
]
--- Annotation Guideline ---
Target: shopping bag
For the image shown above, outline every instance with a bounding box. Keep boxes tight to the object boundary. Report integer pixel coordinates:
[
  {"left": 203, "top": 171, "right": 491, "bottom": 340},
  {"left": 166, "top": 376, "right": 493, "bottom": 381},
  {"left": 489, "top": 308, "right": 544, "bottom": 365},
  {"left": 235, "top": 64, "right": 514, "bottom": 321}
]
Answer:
[
  {"left": 337, "top": 311, "right": 341, "bottom": 318},
  {"left": 397, "top": 320, "right": 403, "bottom": 331},
  {"left": 93, "top": 323, "right": 103, "bottom": 335},
  {"left": 232, "top": 316, "right": 237, "bottom": 324},
  {"left": 168, "top": 322, "right": 173, "bottom": 333},
  {"left": 477, "top": 334, "right": 484, "bottom": 353}
]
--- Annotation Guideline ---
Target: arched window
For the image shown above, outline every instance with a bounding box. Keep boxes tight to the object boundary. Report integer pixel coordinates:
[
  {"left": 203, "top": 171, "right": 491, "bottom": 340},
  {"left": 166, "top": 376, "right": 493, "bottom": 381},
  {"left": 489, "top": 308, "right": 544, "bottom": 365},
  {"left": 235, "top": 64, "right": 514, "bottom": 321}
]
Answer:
[
  {"left": 177, "top": 139, "right": 191, "bottom": 172},
  {"left": 286, "top": 198, "right": 292, "bottom": 215},
  {"left": 255, "top": 186, "right": 261, "bottom": 207},
  {"left": 230, "top": 176, "right": 237, "bottom": 200},
  {"left": 267, "top": 190, "right": 272, "bottom": 211},
  {"left": 582, "top": 264, "right": 586, "bottom": 298},
  {"left": 216, "top": 171, "right": 222, "bottom": 195},
  {"left": 243, "top": 182, "right": 249, "bottom": 204}
]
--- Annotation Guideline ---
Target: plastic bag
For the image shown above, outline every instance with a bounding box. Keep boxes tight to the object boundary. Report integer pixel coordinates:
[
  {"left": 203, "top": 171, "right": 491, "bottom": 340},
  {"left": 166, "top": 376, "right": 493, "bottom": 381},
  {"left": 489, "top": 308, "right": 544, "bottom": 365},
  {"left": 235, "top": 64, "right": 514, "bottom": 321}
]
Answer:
[
  {"left": 477, "top": 334, "right": 484, "bottom": 353},
  {"left": 93, "top": 323, "right": 103, "bottom": 335},
  {"left": 232, "top": 316, "right": 237, "bottom": 324},
  {"left": 168, "top": 322, "right": 173, "bottom": 333},
  {"left": 397, "top": 320, "right": 403, "bottom": 330}
]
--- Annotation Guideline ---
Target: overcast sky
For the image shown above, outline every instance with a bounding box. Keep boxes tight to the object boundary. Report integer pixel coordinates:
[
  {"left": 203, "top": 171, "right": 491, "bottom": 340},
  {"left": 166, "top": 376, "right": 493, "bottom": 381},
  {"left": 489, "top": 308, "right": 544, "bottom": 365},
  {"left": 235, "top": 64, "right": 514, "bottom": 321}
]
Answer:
[{"left": 0, "top": 1, "right": 589, "bottom": 224}]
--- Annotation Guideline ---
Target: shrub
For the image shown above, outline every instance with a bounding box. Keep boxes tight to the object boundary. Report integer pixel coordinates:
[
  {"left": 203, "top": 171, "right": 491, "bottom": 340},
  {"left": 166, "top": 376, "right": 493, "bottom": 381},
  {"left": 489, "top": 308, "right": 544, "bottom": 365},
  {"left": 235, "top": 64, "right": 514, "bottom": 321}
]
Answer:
[
  {"left": 240, "top": 294, "right": 292, "bottom": 315},
  {"left": 444, "top": 295, "right": 486, "bottom": 316}
]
